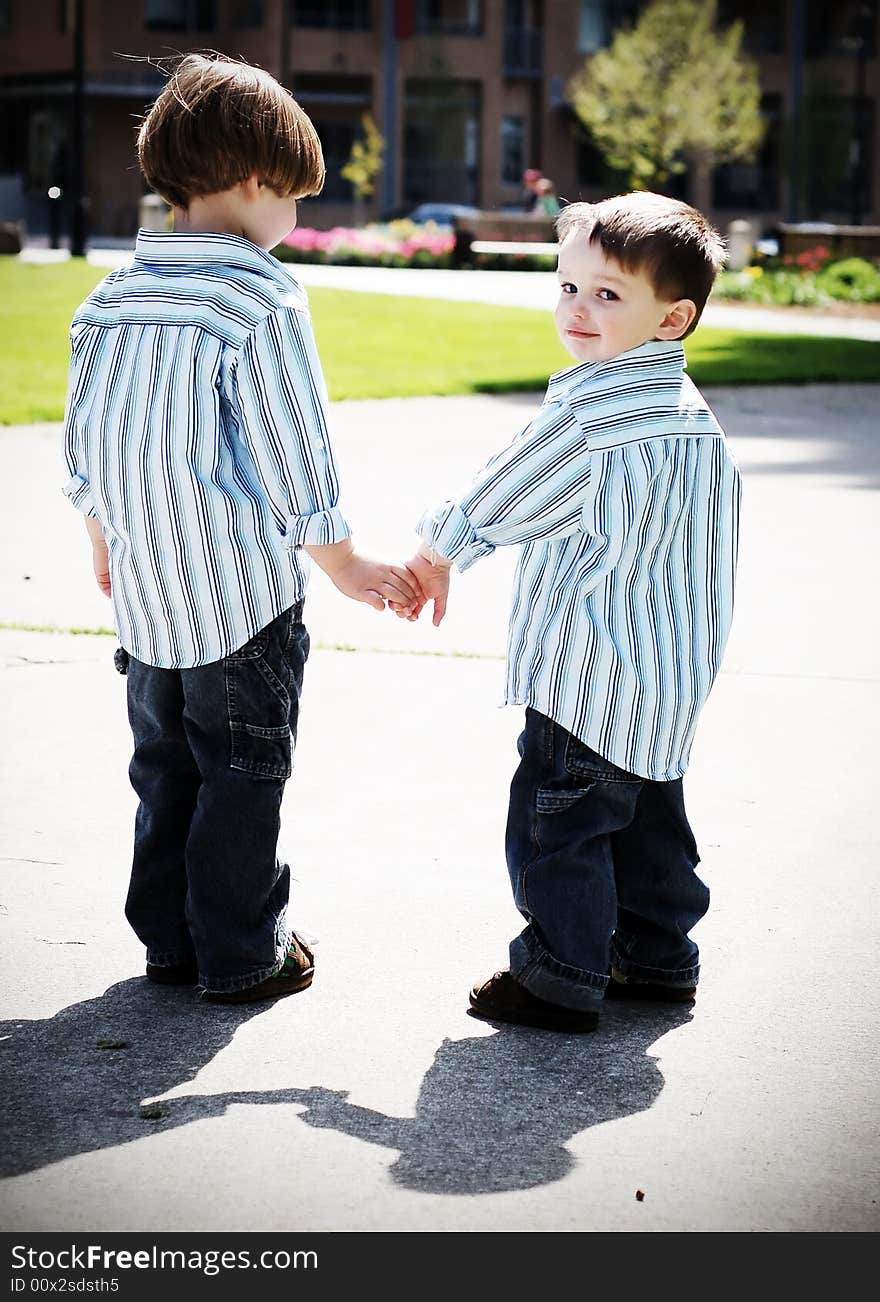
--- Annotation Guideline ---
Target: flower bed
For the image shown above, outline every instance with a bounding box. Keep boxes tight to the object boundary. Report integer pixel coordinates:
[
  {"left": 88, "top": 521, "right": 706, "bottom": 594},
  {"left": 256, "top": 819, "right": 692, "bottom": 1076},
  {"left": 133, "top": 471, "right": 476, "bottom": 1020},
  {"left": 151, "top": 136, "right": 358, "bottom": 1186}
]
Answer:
[
  {"left": 274, "top": 219, "right": 557, "bottom": 272},
  {"left": 275, "top": 220, "right": 455, "bottom": 268},
  {"left": 715, "top": 247, "right": 880, "bottom": 308}
]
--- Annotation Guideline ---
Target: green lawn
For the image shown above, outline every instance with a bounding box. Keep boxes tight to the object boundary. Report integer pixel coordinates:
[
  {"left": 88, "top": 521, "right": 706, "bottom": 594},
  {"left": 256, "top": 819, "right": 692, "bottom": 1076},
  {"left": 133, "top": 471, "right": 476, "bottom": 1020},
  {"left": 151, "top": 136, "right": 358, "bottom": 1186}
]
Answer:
[{"left": 2, "top": 258, "right": 878, "bottom": 424}]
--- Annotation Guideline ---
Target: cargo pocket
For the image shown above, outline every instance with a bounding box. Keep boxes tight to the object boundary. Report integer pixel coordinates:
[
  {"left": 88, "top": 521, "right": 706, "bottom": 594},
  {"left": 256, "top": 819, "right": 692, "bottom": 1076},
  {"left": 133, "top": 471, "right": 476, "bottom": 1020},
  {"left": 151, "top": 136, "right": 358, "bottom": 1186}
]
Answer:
[
  {"left": 225, "top": 626, "right": 292, "bottom": 780},
  {"left": 536, "top": 781, "right": 596, "bottom": 814},
  {"left": 563, "top": 733, "right": 641, "bottom": 786}
]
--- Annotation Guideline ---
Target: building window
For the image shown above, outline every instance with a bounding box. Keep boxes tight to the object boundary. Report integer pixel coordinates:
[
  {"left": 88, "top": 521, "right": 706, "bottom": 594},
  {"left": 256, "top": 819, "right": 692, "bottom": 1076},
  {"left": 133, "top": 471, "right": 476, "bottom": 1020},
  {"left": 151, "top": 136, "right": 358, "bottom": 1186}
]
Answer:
[
  {"left": 291, "top": 0, "right": 371, "bottom": 28},
  {"left": 414, "top": 0, "right": 483, "bottom": 36},
  {"left": 232, "top": 0, "right": 263, "bottom": 25},
  {"left": 291, "top": 74, "right": 372, "bottom": 201},
  {"left": 577, "top": 0, "right": 640, "bottom": 54},
  {"left": 500, "top": 115, "right": 525, "bottom": 184},
  {"left": 504, "top": 0, "right": 543, "bottom": 74},
  {"left": 803, "top": 93, "right": 874, "bottom": 219},
  {"left": 716, "top": 0, "right": 784, "bottom": 55},
  {"left": 310, "top": 121, "right": 359, "bottom": 201},
  {"left": 144, "top": 0, "right": 215, "bottom": 30},
  {"left": 713, "top": 92, "right": 782, "bottom": 210},
  {"left": 806, "top": 0, "right": 876, "bottom": 58},
  {"left": 404, "top": 79, "right": 481, "bottom": 204}
]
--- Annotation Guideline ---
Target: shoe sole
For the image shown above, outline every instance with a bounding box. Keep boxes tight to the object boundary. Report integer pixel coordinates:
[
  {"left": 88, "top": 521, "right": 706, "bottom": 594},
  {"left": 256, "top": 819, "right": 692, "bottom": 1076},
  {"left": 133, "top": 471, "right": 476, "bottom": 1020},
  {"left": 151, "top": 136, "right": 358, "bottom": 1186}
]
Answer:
[
  {"left": 468, "top": 993, "right": 598, "bottom": 1033},
  {"left": 201, "top": 968, "right": 314, "bottom": 1005}
]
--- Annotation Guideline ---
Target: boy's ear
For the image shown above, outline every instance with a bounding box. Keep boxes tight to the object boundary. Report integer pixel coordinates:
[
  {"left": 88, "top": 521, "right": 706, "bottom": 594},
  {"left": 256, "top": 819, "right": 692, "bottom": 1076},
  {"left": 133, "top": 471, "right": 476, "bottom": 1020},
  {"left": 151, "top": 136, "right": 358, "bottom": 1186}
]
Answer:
[
  {"left": 655, "top": 299, "right": 697, "bottom": 340},
  {"left": 238, "top": 173, "right": 262, "bottom": 201}
]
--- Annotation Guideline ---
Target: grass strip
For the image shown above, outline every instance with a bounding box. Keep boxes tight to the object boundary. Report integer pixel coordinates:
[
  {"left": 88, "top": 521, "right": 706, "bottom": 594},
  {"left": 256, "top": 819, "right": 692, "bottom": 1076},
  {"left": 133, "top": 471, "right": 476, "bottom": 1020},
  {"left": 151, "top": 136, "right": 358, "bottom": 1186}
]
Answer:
[{"left": 2, "top": 258, "right": 878, "bottom": 423}]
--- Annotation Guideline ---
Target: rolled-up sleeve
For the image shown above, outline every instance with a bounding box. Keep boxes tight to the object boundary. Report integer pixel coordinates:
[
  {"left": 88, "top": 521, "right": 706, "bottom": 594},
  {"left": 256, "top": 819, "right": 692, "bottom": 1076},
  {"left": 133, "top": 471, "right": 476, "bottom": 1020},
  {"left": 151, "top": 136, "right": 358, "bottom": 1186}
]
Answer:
[
  {"left": 231, "top": 305, "right": 351, "bottom": 548},
  {"left": 417, "top": 400, "right": 592, "bottom": 570},
  {"left": 61, "top": 325, "right": 97, "bottom": 518}
]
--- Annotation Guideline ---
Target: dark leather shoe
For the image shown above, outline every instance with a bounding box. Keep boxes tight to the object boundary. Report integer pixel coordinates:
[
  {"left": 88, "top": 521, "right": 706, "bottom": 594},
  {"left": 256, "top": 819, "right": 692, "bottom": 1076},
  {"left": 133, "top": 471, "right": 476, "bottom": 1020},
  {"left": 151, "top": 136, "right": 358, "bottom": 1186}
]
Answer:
[
  {"left": 469, "top": 971, "right": 599, "bottom": 1033},
  {"left": 605, "top": 968, "right": 696, "bottom": 1002},
  {"left": 200, "top": 933, "right": 315, "bottom": 1005},
  {"left": 146, "top": 960, "right": 199, "bottom": 986}
]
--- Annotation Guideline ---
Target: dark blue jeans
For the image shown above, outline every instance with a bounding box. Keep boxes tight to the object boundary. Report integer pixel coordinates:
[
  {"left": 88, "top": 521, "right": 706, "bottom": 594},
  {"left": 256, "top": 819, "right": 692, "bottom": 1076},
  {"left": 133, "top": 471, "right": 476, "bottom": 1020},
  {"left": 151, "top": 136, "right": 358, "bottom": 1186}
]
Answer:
[
  {"left": 506, "top": 709, "right": 709, "bottom": 1011},
  {"left": 124, "top": 605, "right": 309, "bottom": 994}
]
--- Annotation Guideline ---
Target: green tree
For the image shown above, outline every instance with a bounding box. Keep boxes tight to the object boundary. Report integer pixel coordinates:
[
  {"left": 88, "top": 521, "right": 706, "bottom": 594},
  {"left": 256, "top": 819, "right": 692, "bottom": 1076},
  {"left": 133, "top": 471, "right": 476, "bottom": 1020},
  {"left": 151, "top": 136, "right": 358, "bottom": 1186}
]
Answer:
[
  {"left": 567, "top": 0, "right": 764, "bottom": 209},
  {"left": 340, "top": 113, "right": 385, "bottom": 227}
]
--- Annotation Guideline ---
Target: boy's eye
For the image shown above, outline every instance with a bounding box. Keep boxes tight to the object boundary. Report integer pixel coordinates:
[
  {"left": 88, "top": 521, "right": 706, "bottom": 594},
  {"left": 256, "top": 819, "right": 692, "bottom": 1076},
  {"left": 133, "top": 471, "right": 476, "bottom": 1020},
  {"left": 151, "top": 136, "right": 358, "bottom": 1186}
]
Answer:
[
  {"left": 597, "top": 288, "right": 619, "bottom": 301},
  {"left": 560, "top": 282, "right": 577, "bottom": 295}
]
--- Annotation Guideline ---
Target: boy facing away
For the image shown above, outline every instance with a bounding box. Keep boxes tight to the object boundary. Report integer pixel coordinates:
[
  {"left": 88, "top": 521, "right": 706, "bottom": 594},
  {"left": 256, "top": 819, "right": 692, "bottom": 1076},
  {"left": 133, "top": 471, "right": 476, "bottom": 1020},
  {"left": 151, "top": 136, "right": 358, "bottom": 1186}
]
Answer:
[
  {"left": 62, "top": 54, "right": 421, "bottom": 1004},
  {"left": 403, "top": 192, "right": 741, "bottom": 1033}
]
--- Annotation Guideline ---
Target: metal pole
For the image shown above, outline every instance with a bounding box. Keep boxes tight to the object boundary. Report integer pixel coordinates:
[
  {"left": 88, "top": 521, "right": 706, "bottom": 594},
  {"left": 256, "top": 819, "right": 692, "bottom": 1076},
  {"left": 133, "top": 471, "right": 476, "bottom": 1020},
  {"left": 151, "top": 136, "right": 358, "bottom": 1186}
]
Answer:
[
  {"left": 788, "top": 0, "right": 804, "bottom": 222},
  {"left": 850, "top": 6, "right": 870, "bottom": 225},
  {"left": 280, "top": 0, "right": 291, "bottom": 87},
  {"left": 70, "top": 0, "right": 86, "bottom": 257},
  {"left": 382, "top": 0, "right": 397, "bottom": 216}
]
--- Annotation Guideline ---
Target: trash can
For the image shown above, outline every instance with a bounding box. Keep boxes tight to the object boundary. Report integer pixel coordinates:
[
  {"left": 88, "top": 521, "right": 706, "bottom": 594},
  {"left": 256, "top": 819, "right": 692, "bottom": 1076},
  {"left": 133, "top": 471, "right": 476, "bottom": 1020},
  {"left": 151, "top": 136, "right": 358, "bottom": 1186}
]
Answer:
[
  {"left": 726, "top": 219, "right": 754, "bottom": 272},
  {"left": 138, "top": 192, "right": 169, "bottom": 232}
]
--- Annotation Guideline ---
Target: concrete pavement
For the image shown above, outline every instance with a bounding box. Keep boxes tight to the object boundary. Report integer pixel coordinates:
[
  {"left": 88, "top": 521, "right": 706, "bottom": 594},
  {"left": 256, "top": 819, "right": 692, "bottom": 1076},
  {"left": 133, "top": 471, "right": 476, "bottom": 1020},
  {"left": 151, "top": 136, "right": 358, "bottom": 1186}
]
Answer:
[{"left": 1, "top": 382, "right": 879, "bottom": 1233}]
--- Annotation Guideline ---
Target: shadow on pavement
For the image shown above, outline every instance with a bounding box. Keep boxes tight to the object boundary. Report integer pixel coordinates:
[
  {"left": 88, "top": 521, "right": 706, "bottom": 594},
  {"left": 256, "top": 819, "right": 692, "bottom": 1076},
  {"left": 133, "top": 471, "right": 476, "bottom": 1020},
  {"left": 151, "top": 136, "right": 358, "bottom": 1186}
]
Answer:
[
  {"left": 0, "top": 977, "right": 265, "bottom": 1179},
  {"left": 2, "top": 983, "right": 691, "bottom": 1195},
  {"left": 284, "top": 1006, "right": 693, "bottom": 1193}
]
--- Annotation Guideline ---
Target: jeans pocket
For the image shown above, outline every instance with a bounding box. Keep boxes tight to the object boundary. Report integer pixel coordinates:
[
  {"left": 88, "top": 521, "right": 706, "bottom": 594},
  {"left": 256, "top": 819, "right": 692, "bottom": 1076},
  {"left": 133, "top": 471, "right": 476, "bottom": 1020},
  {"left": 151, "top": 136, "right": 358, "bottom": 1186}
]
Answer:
[
  {"left": 225, "top": 623, "right": 292, "bottom": 781},
  {"left": 563, "top": 733, "right": 641, "bottom": 785},
  {"left": 536, "top": 782, "right": 596, "bottom": 814}
]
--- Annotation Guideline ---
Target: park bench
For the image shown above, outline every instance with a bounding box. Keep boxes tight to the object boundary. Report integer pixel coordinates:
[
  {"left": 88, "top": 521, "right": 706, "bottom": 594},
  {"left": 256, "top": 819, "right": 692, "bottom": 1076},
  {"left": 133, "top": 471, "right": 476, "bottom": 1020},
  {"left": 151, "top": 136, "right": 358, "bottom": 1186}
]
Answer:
[{"left": 451, "top": 211, "right": 557, "bottom": 268}]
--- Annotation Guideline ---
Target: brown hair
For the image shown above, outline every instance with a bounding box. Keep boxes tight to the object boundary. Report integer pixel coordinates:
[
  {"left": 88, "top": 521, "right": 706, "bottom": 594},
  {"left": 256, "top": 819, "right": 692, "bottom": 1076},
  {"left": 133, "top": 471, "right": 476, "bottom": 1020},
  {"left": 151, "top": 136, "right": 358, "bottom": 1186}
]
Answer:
[
  {"left": 137, "top": 53, "right": 325, "bottom": 209},
  {"left": 556, "top": 193, "right": 726, "bottom": 336}
]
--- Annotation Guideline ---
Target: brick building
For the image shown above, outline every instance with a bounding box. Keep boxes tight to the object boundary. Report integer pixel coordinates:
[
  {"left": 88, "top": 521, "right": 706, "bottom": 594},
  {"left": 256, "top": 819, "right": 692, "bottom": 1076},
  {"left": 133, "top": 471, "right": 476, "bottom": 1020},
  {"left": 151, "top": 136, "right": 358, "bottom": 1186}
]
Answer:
[{"left": 0, "top": 0, "right": 877, "bottom": 241}]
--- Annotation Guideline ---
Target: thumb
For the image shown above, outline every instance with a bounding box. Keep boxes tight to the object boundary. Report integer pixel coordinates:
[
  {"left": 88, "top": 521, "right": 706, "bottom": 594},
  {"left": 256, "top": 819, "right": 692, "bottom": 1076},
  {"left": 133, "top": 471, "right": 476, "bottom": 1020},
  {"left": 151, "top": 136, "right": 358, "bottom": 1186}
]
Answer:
[
  {"left": 362, "top": 590, "right": 385, "bottom": 613},
  {"left": 432, "top": 592, "right": 447, "bottom": 626}
]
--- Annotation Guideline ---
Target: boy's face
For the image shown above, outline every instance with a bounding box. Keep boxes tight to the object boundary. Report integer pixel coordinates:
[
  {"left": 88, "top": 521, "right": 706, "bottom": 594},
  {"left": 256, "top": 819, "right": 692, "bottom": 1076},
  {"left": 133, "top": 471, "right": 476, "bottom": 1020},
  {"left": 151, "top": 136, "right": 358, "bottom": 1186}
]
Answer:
[{"left": 554, "top": 233, "right": 695, "bottom": 364}]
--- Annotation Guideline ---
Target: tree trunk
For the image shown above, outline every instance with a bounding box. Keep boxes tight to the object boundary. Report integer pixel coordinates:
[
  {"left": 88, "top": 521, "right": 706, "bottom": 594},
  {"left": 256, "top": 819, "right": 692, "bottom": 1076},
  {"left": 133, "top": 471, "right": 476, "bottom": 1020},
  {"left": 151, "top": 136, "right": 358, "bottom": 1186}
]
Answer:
[{"left": 687, "top": 151, "right": 713, "bottom": 215}]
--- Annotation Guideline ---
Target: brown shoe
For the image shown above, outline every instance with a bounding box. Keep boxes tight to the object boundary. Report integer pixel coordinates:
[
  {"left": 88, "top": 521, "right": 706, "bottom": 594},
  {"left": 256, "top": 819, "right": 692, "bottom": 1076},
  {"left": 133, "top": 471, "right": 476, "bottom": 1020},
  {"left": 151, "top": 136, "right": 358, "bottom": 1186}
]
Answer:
[
  {"left": 200, "top": 933, "right": 315, "bottom": 1005},
  {"left": 604, "top": 967, "right": 696, "bottom": 1002},
  {"left": 468, "top": 971, "right": 599, "bottom": 1033}
]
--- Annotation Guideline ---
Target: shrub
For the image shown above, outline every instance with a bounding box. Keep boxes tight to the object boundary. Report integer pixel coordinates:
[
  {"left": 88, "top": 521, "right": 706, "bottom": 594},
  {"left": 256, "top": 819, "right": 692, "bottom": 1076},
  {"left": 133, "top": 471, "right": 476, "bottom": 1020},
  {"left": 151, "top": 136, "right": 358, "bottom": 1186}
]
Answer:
[{"left": 816, "top": 257, "right": 880, "bottom": 303}]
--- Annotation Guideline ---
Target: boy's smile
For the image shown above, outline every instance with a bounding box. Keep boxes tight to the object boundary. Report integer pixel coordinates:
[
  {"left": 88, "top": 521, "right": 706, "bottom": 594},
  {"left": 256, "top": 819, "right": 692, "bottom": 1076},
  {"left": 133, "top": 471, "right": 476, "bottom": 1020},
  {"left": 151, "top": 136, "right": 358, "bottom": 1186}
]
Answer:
[{"left": 554, "top": 233, "right": 695, "bottom": 364}]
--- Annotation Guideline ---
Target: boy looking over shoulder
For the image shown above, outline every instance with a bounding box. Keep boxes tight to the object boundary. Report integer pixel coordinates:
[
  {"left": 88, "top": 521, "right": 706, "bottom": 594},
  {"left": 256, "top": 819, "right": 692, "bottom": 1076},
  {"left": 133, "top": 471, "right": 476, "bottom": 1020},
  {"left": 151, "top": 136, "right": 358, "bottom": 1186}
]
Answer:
[
  {"left": 62, "top": 54, "right": 422, "bottom": 1004},
  {"left": 404, "top": 192, "right": 741, "bottom": 1032}
]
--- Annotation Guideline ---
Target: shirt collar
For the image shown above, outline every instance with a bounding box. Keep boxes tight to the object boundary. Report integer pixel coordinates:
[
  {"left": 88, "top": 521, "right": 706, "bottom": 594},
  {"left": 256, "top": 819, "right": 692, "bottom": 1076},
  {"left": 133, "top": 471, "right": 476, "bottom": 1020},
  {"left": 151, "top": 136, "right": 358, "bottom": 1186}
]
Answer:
[
  {"left": 546, "top": 339, "right": 686, "bottom": 402},
  {"left": 133, "top": 228, "right": 293, "bottom": 289}
]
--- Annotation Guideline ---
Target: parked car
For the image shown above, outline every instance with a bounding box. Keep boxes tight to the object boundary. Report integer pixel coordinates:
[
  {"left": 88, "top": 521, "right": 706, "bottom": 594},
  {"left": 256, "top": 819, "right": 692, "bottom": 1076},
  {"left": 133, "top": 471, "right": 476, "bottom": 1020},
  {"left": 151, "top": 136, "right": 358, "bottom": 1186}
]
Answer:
[{"left": 406, "top": 203, "right": 481, "bottom": 228}]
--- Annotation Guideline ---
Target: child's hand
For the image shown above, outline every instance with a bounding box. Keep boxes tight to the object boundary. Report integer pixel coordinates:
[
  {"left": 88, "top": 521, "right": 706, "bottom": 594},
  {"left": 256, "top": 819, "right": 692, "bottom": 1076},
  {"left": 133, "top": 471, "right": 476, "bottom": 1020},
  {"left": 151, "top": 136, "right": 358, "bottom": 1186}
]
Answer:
[
  {"left": 391, "top": 549, "right": 451, "bottom": 627},
  {"left": 305, "top": 540, "right": 425, "bottom": 615},
  {"left": 85, "top": 519, "right": 111, "bottom": 596}
]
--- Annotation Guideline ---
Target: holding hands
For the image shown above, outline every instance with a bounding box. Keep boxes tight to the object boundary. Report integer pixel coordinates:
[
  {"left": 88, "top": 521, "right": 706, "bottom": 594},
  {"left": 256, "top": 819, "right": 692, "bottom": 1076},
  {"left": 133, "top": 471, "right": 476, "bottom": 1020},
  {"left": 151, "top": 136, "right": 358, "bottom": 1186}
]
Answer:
[
  {"left": 307, "top": 538, "right": 452, "bottom": 625},
  {"left": 305, "top": 539, "right": 426, "bottom": 618},
  {"left": 390, "top": 543, "right": 452, "bottom": 627}
]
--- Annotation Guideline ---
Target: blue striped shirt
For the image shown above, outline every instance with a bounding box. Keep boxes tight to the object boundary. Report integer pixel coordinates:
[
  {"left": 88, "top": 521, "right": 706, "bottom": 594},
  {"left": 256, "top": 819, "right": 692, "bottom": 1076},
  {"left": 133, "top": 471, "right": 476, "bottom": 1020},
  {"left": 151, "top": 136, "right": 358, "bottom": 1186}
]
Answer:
[
  {"left": 62, "top": 229, "right": 350, "bottom": 668},
  {"left": 417, "top": 341, "right": 741, "bottom": 780}
]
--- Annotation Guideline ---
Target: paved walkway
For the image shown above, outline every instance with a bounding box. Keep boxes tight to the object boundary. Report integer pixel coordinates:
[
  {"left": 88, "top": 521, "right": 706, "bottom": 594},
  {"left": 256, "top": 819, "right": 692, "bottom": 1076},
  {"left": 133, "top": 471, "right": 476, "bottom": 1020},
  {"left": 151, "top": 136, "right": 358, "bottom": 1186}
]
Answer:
[
  {"left": 20, "top": 243, "right": 880, "bottom": 340},
  {"left": 1, "top": 383, "right": 878, "bottom": 1233}
]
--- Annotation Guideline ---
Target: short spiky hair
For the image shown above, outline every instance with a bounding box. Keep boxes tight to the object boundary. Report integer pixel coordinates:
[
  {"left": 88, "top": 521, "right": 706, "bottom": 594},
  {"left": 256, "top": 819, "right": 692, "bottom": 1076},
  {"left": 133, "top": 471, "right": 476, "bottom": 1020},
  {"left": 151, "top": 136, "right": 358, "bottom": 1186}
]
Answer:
[
  {"left": 137, "top": 53, "right": 325, "bottom": 209},
  {"left": 556, "top": 192, "right": 726, "bottom": 336}
]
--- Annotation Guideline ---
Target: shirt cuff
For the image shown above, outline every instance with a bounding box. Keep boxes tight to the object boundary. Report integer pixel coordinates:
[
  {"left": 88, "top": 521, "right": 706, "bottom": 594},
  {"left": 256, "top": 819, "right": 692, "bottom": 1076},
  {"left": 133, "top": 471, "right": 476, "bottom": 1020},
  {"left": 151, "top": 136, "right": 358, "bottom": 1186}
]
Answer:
[
  {"left": 62, "top": 474, "right": 97, "bottom": 518},
  {"left": 416, "top": 502, "right": 495, "bottom": 573},
  {"left": 283, "top": 505, "right": 351, "bottom": 549}
]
